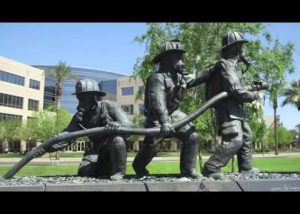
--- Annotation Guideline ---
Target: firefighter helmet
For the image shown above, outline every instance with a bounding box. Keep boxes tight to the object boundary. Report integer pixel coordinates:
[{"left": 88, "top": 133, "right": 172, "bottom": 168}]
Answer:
[
  {"left": 221, "top": 31, "right": 248, "bottom": 50},
  {"left": 72, "top": 78, "right": 106, "bottom": 96},
  {"left": 152, "top": 37, "right": 186, "bottom": 63}
]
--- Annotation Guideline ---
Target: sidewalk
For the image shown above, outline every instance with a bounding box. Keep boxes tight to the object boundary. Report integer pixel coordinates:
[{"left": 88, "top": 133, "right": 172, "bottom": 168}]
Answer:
[{"left": 1, "top": 152, "right": 300, "bottom": 165}]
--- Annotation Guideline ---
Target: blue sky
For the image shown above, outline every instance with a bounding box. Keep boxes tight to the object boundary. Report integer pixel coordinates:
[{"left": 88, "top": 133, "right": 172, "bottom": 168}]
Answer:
[
  {"left": 0, "top": 23, "right": 148, "bottom": 74},
  {"left": 0, "top": 23, "right": 299, "bottom": 130},
  {"left": 260, "top": 23, "right": 300, "bottom": 130}
]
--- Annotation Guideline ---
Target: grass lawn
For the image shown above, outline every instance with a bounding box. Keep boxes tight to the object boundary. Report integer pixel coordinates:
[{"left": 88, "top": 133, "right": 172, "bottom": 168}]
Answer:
[
  {"left": 0, "top": 156, "right": 300, "bottom": 177},
  {"left": 0, "top": 151, "right": 182, "bottom": 158},
  {"left": 2, "top": 149, "right": 300, "bottom": 159},
  {"left": 0, "top": 153, "right": 24, "bottom": 158},
  {"left": 219, "top": 156, "right": 300, "bottom": 173}
]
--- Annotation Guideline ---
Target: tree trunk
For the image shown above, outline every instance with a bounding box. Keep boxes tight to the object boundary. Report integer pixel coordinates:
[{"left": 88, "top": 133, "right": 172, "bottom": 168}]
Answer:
[
  {"left": 20, "top": 140, "right": 27, "bottom": 153},
  {"left": 2, "top": 140, "right": 9, "bottom": 153},
  {"left": 55, "top": 95, "right": 61, "bottom": 112},
  {"left": 55, "top": 151, "right": 59, "bottom": 160},
  {"left": 55, "top": 82, "right": 62, "bottom": 112},
  {"left": 170, "top": 141, "right": 177, "bottom": 151},
  {"left": 133, "top": 141, "right": 139, "bottom": 151},
  {"left": 261, "top": 140, "right": 265, "bottom": 156},
  {"left": 273, "top": 98, "right": 279, "bottom": 155}
]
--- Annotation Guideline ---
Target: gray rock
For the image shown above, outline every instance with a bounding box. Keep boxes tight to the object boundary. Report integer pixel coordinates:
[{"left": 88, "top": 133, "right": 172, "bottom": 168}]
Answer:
[{"left": 1, "top": 173, "right": 300, "bottom": 187}]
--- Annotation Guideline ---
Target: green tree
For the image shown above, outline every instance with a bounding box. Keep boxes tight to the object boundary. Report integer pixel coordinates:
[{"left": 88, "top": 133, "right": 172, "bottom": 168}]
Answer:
[
  {"left": 128, "top": 114, "right": 144, "bottom": 151},
  {"left": 132, "top": 23, "right": 295, "bottom": 158},
  {"left": 21, "top": 108, "right": 72, "bottom": 143},
  {"left": 282, "top": 79, "right": 300, "bottom": 111},
  {"left": 255, "top": 39, "right": 295, "bottom": 155},
  {"left": 266, "top": 124, "right": 296, "bottom": 150},
  {"left": 0, "top": 119, "right": 22, "bottom": 152},
  {"left": 0, "top": 121, "right": 6, "bottom": 142},
  {"left": 247, "top": 104, "right": 267, "bottom": 152}
]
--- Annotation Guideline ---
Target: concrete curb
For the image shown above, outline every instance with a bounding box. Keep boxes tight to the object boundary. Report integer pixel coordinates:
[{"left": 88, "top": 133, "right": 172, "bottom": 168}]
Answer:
[{"left": 1, "top": 179, "right": 300, "bottom": 192}]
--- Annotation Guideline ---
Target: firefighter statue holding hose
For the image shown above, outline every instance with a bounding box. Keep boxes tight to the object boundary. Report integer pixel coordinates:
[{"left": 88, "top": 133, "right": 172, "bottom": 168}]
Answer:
[{"left": 34, "top": 78, "right": 133, "bottom": 181}]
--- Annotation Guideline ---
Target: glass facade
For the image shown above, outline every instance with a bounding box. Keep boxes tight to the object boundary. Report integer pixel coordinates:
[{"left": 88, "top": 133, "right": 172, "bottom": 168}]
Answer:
[
  {"left": 44, "top": 76, "right": 56, "bottom": 109},
  {"left": 121, "top": 104, "right": 134, "bottom": 115},
  {"left": 100, "top": 79, "right": 117, "bottom": 96},
  {"left": 0, "top": 93, "right": 23, "bottom": 109},
  {"left": 0, "top": 70, "right": 25, "bottom": 86},
  {"left": 28, "top": 99, "right": 39, "bottom": 111},
  {"left": 29, "top": 79, "right": 40, "bottom": 90},
  {"left": 0, "top": 113, "right": 22, "bottom": 121},
  {"left": 121, "top": 87, "right": 134, "bottom": 96},
  {"left": 34, "top": 65, "right": 126, "bottom": 113}
]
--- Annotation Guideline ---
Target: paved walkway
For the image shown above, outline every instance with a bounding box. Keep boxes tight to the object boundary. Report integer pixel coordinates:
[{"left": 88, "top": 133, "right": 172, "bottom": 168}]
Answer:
[{"left": 0, "top": 152, "right": 300, "bottom": 165}]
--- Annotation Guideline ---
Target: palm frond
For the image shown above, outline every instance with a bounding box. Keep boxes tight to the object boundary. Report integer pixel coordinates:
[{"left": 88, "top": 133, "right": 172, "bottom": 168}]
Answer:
[{"left": 281, "top": 79, "right": 300, "bottom": 109}]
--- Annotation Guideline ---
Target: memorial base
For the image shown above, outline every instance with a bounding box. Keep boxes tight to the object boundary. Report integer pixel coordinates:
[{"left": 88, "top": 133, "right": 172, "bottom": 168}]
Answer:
[{"left": 1, "top": 173, "right": 300, "bottom": 192}]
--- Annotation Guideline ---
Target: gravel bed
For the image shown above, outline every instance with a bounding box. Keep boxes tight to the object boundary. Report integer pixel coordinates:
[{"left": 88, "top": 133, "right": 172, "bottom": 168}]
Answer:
[{"left": 1, "top": 172, "right": 300, "bottom": 186}]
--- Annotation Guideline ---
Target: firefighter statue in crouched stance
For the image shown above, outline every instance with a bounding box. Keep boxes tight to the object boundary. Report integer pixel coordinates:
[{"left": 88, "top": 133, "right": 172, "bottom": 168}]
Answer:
[{"left": 35, "top": 78, "right": 133, "bottom": 181}]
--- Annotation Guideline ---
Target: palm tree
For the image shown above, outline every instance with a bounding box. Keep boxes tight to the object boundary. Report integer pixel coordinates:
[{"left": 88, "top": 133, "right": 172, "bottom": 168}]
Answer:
[
  {"left": 282, "top": 79, "right": 300, "bottom": 111},
  {"left": 43, "top": 61, "right": 79, "bottom": 112},
  {"left": 296, "top": 124, "right": 300, "bottom": 134},
  {"left": 40, "top": 61, "right": 78, "bottom": 159}
]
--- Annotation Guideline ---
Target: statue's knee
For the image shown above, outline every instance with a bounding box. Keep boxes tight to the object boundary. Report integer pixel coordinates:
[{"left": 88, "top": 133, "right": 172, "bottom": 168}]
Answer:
[
  {"left": 220, "top": 137, "right": 243, "bottom": 154},
  {"left": 231, "top": 139, "right": 243, "bottom": 149},
  {"left": 184, "top": 132, "right": 200, "bottom": 145},
  {"left": 190, "top": 132, "right": 200, "bottom": 141},
  {"left": 111, "top": 136, "right": 126, "bottom": 147},
  {"left": 221, "top": 121, "right": 241, "bottom": 137}
]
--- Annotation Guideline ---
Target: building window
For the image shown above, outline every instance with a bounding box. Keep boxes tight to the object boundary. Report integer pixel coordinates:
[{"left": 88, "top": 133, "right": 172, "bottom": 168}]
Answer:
[
  {"left": 0, "top": 93, "right": 23, "bottom": 109},
  {"left": 28, "top": 99, "right": 39, "bottom": 111},
  {"left": 29, "top": 79, "right": 40, "bottom": 90},
  {"left": 44, "top": 76, "right": 56, "bottom": 109},
  {"left": 139, "top": 104, "right": 144, "bottom": 115},
  {"left": 0, "top": 113, "right": 22, "bottom": 122},
  {"left": 121, "top": 87, "right": 134, "bottom": 96},
  {"left": 0, "top": 70, "right": 25, "bottom": 86},
  {"left": 121, "top": 105, "right": 134, "bottom": 115}
]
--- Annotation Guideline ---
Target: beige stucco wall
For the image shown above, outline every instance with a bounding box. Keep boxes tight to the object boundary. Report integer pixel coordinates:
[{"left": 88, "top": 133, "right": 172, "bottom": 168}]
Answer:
[
  {"left": 0, "top": 56, "right": 45, "bottom": 122},
  {"left": 116, "top": 76, "right": 144, "bottom": 116}
]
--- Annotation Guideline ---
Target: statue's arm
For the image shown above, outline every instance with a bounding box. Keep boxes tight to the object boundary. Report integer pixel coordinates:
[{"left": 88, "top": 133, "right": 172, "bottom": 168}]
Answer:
[
  {"left": 149, "top": 74, "right": 171, "bottom": 124},
  {"left": 220, "top": 61, "right": 258, "bottom": 103},
  {"left": 106, "top": 101, "right": 133, "bottom": 128},
  {"left": 187, "top": 66, "right": 215, "bottom": 88}
]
